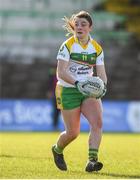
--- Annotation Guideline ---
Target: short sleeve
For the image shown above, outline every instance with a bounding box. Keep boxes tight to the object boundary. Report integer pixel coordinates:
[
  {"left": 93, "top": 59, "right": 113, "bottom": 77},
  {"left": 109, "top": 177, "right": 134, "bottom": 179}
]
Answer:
[
  {"left": 96, "top": 51, "right": 104, "bottom": 65},
  {"left": 57, "top": 43, "right": 70, "bottom": 61}
]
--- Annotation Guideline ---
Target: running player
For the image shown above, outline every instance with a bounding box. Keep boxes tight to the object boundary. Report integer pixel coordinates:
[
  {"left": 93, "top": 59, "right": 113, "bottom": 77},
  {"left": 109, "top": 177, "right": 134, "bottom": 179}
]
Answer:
[{"left": 52, "top": 10, "right": 107, "bottom": 172}]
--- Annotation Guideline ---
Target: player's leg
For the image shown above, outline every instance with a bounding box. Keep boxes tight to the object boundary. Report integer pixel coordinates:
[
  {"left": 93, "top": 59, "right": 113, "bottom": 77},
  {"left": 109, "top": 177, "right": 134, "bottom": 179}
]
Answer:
[
  {"left": 52, "top": 85, "right": 82, "bottom": 170},
  {"left": 52, "top": 107, "right": 81, "bottom": 171},
  {"left": 81, "top": 98, "right": 103, "bottom": 172},
  {"left": 57, "top": 107, "right": 81, "bottom": 148}
]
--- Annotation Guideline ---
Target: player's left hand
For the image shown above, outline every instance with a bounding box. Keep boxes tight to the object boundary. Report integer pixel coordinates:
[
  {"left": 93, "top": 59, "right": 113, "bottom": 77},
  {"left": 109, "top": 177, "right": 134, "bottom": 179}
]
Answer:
[{"left": 96, "top": 83, "right": 107, "bottom": 99}]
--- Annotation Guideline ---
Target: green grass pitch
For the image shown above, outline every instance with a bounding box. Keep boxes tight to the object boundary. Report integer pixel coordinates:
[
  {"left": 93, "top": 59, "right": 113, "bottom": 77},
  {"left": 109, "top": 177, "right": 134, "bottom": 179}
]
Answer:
[{"left": 0, "top": 132, "right": 140, "bottom": 179}]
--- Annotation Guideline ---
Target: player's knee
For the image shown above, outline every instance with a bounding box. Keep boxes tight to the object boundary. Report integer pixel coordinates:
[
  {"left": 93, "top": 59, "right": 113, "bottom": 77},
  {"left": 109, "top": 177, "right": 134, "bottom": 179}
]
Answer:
[
  {"left": 91, "top": 116, "right": 102, "bottom": 130},
  {"left": 97, "top": 120, "right": 102, "bottom": 129},
  {"left": 67, "top": 130, "right": 79, "bottom": 140}
]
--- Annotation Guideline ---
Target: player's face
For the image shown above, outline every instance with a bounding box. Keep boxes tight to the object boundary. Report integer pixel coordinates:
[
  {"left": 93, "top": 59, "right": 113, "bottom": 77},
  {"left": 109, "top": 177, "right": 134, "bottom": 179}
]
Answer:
[{"left": 74, "top": 17, "right": 92, "bottom": 39}]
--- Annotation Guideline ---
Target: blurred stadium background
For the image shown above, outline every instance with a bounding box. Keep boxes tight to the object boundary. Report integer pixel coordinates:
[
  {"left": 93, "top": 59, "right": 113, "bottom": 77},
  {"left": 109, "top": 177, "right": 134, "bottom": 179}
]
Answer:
[{"left": 0, "top": 0, "right": 140, "bottom": 132}]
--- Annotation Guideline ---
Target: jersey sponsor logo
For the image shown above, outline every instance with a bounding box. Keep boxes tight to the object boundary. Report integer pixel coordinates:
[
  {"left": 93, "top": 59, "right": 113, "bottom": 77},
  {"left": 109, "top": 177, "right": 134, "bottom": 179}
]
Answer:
[
  {"left": 59, "top": 45, "right": 64, "bottom": 52},
  {"left": 69, "top": 65, "right": 77, "bottom": 73},
  {"left": 78, "top": 66, "right": 91, "bottom": 71},
  {"left": 77, "top": 71, "right": 89, "bottom": 75},
  {"left": 56, "top": 97, "right": 61, "bottom": 105},
  {"left": 58, "top": 45, "right": 66, "bottom": 58},
  {"left": 100, "top": 57, "right": 104, "bottom": 62},
  {"left": 58, "top": 52, "right": 65, "bottom": 58},
  {"left": 69, "top": 65, "right": 91, "bottom": 75},
  {"left": 77, "top": 66, "right": 91, "bottom": 75}
]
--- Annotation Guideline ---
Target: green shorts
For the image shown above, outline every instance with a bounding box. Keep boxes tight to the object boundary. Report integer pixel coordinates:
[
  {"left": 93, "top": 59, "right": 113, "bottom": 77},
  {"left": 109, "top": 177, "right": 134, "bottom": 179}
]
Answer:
[{"left": 55, "top": 84, "right": 87, "bottom": 110}]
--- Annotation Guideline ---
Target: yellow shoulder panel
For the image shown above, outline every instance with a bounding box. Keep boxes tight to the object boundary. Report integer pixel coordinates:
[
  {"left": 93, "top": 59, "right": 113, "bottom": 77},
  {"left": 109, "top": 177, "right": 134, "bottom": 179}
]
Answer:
[
  {"left": 91, "top": 39, "right": 102, "bottom": 56},
  {"left": 65, "top": 36, "right": 75, "bottom": 52}
]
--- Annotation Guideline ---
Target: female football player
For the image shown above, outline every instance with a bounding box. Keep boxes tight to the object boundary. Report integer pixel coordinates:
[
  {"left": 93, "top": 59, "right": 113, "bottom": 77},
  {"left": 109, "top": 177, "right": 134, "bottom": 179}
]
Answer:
[{"left": 52, "top": 11, "right": 107, "bottom": 172}]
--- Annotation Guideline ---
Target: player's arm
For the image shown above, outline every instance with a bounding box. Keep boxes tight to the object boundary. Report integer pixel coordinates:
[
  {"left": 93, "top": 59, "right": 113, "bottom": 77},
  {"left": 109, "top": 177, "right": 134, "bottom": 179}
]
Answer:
[
  {"left": 96, "top": 65, "right": 107, "bottom": 85},
  {"left": 96, "top": 49, "right": 107, "bottom": 84},
  {"left": 96, "top": 50, "right": 107, "bottom": 98},
  {"left": 96, "top": 65, "right": 107, "bottom": 99},
  {"left": 57, "top": 59, "right": 76, "bottom": 85},
  {"left": 57, "top": 43, "right": 76, "bottom": 85}
]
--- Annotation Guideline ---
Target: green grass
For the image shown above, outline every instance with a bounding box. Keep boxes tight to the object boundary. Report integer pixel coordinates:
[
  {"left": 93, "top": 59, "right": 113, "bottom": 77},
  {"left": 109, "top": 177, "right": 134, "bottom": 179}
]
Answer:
[{"left": 0, "top": 132, "right": 140, "bottom": 179}]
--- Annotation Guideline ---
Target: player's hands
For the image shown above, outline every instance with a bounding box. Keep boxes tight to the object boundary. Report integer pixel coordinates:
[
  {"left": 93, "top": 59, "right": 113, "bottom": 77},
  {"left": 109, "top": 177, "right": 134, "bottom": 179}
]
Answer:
[
  {"left": 96, "top": 83, "right": 107, "bottom": 99},
  {"left": 75, "top": 81, "right": 90, "bottom": 96}
]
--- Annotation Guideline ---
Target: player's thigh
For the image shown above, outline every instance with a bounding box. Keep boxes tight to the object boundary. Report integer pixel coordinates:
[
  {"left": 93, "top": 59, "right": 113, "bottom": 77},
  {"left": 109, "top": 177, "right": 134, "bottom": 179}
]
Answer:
[
  {"left": 61, "top": 107, "right": 81, "bottom": 133},
  {"left": 81, "top": 98, "right": 103, "bottom": 128}
]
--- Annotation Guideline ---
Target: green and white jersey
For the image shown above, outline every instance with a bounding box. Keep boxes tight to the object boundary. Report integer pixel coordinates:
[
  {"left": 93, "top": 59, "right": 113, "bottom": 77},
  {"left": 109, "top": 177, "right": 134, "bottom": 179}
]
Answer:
[{"left": 57, "top": 35, "right": 104, "bottom": 87}]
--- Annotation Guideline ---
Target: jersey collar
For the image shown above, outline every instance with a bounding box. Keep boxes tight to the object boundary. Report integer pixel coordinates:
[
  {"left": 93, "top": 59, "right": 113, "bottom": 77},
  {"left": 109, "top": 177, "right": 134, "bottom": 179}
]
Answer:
[{"left": 74, "top": 34, "right": 92, "bottom": 44}]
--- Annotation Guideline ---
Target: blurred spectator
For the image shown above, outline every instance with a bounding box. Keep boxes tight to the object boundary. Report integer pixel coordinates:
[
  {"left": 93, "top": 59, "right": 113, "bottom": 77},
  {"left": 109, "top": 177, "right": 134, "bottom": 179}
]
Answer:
[{"left": 46, "top": 67, "right": 60, "bottom": 130}]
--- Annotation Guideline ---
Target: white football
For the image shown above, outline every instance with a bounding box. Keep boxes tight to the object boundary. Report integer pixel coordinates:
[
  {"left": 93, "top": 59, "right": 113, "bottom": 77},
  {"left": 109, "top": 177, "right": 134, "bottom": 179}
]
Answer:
[{"left": 82, "top": 76, "right": 104, "bottom": 98}]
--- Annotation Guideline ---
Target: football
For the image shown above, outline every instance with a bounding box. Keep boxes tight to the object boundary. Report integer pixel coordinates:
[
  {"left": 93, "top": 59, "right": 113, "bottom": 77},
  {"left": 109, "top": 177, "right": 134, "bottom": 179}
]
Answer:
[{"left": 82, "top": 76, "right": 104, "bottom": 98}]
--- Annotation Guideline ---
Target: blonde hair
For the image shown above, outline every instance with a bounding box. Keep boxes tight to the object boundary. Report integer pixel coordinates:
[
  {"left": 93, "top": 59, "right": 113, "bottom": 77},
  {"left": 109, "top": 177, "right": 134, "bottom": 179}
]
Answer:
[{"left": 62, "top": 11, "right": 93, "bottom": 36}]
